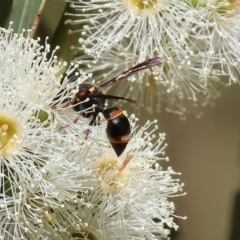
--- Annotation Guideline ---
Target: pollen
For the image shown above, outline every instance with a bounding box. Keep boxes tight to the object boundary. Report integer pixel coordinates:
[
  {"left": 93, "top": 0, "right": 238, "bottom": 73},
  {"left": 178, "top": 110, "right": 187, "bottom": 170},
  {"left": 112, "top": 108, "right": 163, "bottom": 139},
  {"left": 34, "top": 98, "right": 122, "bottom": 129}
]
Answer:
[
  {"left": 0, "top": 114, "right": 21, "bottom": 156},
  {"left": 216, "top": 0, "right": 240, "bottom": 16},
  {"left": 97, "top": 158, "right": 127, "bottom": 194},
  {"left": 44, "top": 211, "right": 55, "bottom": 224},
  {"left": 127, "top": 0, "right": 159, "bottom": 12}
]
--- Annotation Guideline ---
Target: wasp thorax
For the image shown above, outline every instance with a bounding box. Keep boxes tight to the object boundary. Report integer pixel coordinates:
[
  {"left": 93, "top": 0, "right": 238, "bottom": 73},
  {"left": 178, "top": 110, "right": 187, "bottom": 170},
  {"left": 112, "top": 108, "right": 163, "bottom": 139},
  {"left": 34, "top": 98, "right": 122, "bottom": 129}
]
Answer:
[
  {"left": 0, "top": 114, "right": 21, "bottom": 156},
  {"left": 128, "top": 0, "right": 159, "bottom": 11}
]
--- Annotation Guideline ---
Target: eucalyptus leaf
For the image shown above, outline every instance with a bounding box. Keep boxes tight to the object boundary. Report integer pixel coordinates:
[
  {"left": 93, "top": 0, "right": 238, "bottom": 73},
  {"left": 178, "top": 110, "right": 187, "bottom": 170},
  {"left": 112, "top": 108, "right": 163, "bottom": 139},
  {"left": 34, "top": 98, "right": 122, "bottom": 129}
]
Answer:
[{"left": 7, "top": 0, "right": 46, "bottom": 34}]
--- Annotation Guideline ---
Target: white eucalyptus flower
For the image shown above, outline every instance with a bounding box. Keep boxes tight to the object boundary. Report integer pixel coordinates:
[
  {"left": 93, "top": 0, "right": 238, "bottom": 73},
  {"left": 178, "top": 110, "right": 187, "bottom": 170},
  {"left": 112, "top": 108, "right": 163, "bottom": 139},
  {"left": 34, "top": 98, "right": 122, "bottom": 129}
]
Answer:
[
  {"left": 67, "top": 116, "right": 186, "bottom": 239},
  {"left": 0, "top": 24, "right": 184, "bottom": 239},
  {"left": 194, "top": 0, "right": 240, "bottom": 83},
  {"left": 0, "top": 25, "right": 100, "bottom": 239},
  {"left": 67, "top": 0, "right": 240, "bottom": 117},
  {"left": 67, "top": 0, "right": 200, "bottom": 58},
  {"left": 0, "top": 24, "right": 96, "bottom": 134}
]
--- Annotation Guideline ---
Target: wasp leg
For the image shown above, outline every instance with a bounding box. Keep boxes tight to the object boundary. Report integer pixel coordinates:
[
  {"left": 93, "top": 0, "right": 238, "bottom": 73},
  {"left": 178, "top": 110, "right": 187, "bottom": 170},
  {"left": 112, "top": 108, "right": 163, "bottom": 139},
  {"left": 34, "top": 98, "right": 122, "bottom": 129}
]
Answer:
[
  {"left": 73, "top": 111, "right": 83, "bottom": 124},
  {"left": 62, "top": 101, "right": 72, "bottom": 108},
  {"left": 59, "top": 124, "right": 70, "bottom": 130},
  {"left": 59, "top": 110, "right": 83, "bottom": 130},
  {"left": 83, "top": 110, "right": 101, "bottom": 140},
  {"left": 93, "top": 115, "right": 101, "bottom": 126},
  {"left": 84, "top": 129, "right": 91, "bottom": 140},
  {"left": 89, "top": 110, "right": 101, "bottom": 126}
]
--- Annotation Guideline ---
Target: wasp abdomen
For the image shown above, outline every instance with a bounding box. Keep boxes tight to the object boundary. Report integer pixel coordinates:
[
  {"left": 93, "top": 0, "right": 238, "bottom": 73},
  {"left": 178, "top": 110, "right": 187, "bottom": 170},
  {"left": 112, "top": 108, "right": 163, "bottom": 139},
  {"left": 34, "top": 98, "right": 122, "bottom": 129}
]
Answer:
[{"left": 103, "top": 107, "right": 131, "bottom": 157}]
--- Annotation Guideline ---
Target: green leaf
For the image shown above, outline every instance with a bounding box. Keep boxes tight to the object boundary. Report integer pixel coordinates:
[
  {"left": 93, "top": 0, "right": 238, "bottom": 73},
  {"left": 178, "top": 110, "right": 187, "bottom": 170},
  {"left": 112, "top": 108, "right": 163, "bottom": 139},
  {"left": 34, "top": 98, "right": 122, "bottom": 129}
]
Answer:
[{"left": 7, "top": 0, "right": 46, "bottom": 34}]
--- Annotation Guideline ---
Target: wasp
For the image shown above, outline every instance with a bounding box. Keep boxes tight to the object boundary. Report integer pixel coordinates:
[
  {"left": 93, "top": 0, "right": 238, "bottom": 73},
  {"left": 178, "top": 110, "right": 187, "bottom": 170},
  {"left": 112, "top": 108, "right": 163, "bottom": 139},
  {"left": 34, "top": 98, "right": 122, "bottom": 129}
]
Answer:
[{"left": 59, "top": 57, "right": 164, "bottom": 157}]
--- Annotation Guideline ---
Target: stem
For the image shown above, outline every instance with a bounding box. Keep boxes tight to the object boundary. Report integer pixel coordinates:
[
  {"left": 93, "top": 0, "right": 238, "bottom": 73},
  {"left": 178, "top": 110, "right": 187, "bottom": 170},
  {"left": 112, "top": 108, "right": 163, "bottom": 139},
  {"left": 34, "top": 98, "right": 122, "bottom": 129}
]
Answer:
[{"left": 30, "top": 0, "right": 46, "bottom": 38}]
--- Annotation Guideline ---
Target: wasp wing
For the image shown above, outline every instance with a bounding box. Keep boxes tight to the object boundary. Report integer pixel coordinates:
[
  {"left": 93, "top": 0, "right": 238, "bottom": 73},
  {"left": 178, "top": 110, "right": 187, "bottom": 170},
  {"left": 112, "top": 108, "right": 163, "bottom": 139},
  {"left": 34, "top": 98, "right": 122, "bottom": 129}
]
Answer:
[
  {"left": 84, "top": 93, "right": 136, "bottom": 103},
  {"left": 99, "top": 57, "right": 164, "bottom": 89}
]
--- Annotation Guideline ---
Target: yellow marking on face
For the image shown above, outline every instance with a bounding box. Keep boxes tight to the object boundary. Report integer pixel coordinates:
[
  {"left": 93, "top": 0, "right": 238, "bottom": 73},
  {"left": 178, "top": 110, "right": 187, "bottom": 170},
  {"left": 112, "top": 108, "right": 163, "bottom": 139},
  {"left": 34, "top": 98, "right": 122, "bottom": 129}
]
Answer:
[{"left": 88, "top": 86, "right": 96, "bottom": 93}]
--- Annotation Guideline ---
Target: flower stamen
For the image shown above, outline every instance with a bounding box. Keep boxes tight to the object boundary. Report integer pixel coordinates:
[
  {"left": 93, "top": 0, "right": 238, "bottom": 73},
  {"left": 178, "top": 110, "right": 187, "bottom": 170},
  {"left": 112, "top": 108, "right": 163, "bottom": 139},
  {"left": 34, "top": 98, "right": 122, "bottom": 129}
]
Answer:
[
  {"left": 0, "top": 114, "right": 21, "bottom": 156},
  {"left": 97, "top": 158, "right": 127, "bottom": 193},
  {"left": 128, "top": 0, "right": 158, "bottom": 11}
]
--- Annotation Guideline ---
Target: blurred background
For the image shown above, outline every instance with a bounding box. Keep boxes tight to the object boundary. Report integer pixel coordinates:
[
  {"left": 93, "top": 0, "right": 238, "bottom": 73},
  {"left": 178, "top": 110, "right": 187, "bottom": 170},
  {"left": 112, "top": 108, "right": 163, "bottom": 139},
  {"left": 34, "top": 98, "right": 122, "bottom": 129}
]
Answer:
[{"left": 40, "top": 1, "right": 240, "bottom": 239}]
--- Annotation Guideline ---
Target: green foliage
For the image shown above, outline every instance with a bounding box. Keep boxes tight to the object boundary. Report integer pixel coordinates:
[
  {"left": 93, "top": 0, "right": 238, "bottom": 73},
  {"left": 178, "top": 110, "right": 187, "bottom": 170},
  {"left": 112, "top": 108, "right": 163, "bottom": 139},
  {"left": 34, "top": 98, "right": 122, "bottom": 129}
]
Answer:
[{"left": 0, "top": 0, "right": 46, "bottom": 35}]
